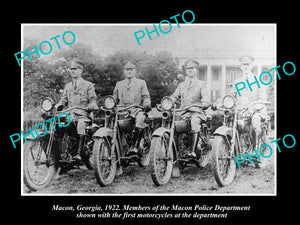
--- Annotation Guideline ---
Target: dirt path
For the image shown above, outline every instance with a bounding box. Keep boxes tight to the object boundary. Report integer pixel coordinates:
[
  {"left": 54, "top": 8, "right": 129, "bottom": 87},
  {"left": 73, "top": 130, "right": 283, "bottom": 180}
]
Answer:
[
  {"left": 24, "top": 130, "right": 276, "bottom": 195},
  {"left": 25, "top": 155, "right": 275, "bottom": 195}
]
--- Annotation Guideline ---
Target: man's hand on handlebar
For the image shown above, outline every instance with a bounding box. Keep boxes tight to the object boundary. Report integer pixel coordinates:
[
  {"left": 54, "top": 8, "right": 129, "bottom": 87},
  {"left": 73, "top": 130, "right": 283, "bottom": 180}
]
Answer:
[
  {"left": 55, "top": 104, "right": 64, "bottom": 111},
  {"left": 144, "top": 105, "right": 152, "bottom": 113}
]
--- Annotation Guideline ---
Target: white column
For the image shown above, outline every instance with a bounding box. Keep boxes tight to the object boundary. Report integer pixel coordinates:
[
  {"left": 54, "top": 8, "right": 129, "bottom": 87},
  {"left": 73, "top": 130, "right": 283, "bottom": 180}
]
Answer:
[
  {"left": 207, "top": 64, "right": 212, "bottom": 101},
  {"left": 221, "top": 64, "right": 226, "bottom": 97}
]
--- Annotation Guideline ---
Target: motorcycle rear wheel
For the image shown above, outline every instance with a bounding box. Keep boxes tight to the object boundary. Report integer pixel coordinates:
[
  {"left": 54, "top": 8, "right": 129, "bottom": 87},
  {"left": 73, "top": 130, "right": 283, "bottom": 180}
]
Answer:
[
  {"left": 150, "top": 133, "right": 173, "bottom": 186},
  {"left": 93, "top": 137, "right": 117, "bottom": 186},
  {"left": 23, "top": 140, "right": 58, "bottom": 191},
  {"left": 212, "top": 135, "right": 236, "bottom": 187}
]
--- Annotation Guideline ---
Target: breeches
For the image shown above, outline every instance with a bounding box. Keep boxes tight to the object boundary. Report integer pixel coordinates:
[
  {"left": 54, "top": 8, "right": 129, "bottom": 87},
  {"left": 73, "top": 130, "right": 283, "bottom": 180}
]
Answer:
[
  {"left": 135, "top": 111, "right": 147, "bottom": 129},
  {"left": 190, "top": 114, "right": 201, "bottom": 132},
  {"left": 251, "top": 107, "right": 268, "bottom": 133},
  {"left": 74, "top": 116, "right": 91, "bottom": 135}
]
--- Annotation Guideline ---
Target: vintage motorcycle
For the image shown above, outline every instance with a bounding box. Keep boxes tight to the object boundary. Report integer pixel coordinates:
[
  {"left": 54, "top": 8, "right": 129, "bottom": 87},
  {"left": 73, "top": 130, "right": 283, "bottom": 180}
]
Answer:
[
  {"left": 150, "top": 96, "right": 212, "bottom": 186},
  {"left": 23, "top": 97, "right": 99, "bottom": 191},
  {"left": 211, "top": 94, "right": 270, "bottom": 187},
  {"left": 92, "top": 96, "right": 153, "bottom": 186}
]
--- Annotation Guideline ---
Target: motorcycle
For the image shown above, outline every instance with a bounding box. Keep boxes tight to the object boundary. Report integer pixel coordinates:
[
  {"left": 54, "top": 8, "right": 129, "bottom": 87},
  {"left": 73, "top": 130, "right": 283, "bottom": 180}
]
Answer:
[
  {"left": 92, "top": 96, "right": 153, "bottom": 186},
  {"left": 211, "top": 94, "right": 270, "bottom": 187},
  {"left": 150, "top": 96, "right": 212, "bottom": 186},
  {"left": 23, "top": 97, "right": 99, "bottom": 191}
]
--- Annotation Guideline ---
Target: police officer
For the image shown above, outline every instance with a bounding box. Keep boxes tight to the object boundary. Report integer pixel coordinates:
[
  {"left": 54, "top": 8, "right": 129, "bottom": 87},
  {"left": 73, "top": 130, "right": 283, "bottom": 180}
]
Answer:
[
  {"left": 230, "top": 55, "right": 268, "bottom": 149},
  {"left": 55, "top": 60, "right": 99, "bottom": 160},
  {"left": 170, "top": 59, "right": 210, "bottom": 159},
  {"left": 113, "top": 60, "right": 151, "bottom": 156}
]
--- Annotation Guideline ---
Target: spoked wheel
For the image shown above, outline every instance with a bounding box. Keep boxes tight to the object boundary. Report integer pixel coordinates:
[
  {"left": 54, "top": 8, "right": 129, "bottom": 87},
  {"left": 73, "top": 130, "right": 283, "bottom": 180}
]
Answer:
[
  {"left": 93, "top": 137, "right": 117, "bottom": 186},
  {"left": 138, "top": 127, "right": 151, "bottom": 167},
  {"left": 212, "top": 135, "right": 236, "bottom": 187},
  {"left": 150, "top": 133, "right": 173, "bottom": 186},
  {"left": 23, "top": 140, "right": 58, "bottom": 191}
]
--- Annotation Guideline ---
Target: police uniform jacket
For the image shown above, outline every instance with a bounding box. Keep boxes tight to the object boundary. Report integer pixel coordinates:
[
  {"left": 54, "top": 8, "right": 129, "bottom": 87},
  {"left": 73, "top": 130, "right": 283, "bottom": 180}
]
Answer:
[
  {"left": 58, "top": 77, "right": 99, "bottom": 116},
  {"left": 230, "top": 73, "right": 267, "bottom": 105},
  {"left": 171, "top": 77, "right": 209, "bottom": 109},
  {"left": 230, "top": 73, "right": 268, "bottom": 119},
  {"left": 113, "top": 77, "right": 151, "bottom": 107}
]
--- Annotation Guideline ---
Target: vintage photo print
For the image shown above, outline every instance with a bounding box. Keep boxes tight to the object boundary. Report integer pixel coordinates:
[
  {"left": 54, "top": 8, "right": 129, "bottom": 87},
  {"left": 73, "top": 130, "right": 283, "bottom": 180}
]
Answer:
[{"left": 20, "top": 24, "right": 276, "bottom": 196}]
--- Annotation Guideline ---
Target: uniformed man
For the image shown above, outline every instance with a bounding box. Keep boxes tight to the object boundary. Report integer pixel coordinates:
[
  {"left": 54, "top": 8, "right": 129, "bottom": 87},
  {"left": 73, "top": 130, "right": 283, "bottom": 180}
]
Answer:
[
  {"left": 113, "top": 60, "right": 151, "bottom": 156},
  {"left": 230, "top": 55, "right": 268, "bottom": 149},
  {"left": 170, "top": 59, "right": 210, "bottom": 159},
  {"left": 55, "top": 60, "right": 99, "bottom": 160}
]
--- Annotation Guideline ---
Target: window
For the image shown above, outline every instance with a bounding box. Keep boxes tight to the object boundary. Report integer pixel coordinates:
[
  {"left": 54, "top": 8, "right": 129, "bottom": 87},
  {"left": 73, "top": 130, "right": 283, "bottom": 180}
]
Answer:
[
  {"left": 229, "top": 69, "right": 237, "bottom": 83},
  {"left": 225, "top": 69, "right": 239, "bottom": 94},
  {"left": 212, "top": 69, "right": 219, "bottom": 81}
]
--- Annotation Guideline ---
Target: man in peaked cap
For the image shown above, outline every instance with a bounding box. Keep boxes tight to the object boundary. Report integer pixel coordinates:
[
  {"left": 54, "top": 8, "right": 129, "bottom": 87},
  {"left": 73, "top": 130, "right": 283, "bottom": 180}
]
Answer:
[
  {"left": 231, "top": 55, "right": 268, "bottom": 152},
  {"left": 113, "top": 60, "right": 151, "bottom": 174},
  {"left": 170, "top": 59, "right": 210, "bottom": 170},
  {"left": 55, "top": 59, "right": 99, "bottom": 160}
]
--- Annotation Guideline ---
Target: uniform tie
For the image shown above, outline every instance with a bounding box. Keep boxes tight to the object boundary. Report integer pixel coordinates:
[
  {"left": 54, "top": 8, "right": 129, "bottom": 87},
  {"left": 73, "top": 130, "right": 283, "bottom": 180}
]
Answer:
[
  {"left": 73, "top": 81, "right": 77, "bottom": 90},
  {"left": 127, "top": 79, "right": 132, "bottom": 89}
]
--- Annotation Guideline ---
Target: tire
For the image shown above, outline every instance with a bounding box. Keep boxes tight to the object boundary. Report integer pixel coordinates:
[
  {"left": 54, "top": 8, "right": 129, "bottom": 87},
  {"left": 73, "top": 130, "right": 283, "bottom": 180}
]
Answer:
[
  {"left": 211, "top": 135, "right": 236, "bottom": 187},
  {"left": 150, "top": 133, "right": 173, "bottom": 186},
  {"left": 23, "top": 140, "right": 58, "bottom": 191},
  {"left": 92, "top": 137, "right": 117, "bottom": 186}
]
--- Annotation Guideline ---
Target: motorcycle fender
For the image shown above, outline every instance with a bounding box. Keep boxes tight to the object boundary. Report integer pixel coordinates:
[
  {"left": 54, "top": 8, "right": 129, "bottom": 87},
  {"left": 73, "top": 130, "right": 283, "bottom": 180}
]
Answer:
[
  {"left": 213, "top": 126, "right": 233, "bottom": 138},
  {"left": 152, "top": 127, "right": 170, "bottom": 137},
  {"left": 93, "top": 127, "right": 113, "bottom": 138}
]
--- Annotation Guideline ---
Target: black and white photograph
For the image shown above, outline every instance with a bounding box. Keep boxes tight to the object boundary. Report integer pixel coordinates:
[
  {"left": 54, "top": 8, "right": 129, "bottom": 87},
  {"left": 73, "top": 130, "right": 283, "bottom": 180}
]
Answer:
[
  {"left": 5, "top": 5, "right": 298, "bottom": 224},
  {"left": 20, "top": 24, "right": 276, "bottom": 195}
]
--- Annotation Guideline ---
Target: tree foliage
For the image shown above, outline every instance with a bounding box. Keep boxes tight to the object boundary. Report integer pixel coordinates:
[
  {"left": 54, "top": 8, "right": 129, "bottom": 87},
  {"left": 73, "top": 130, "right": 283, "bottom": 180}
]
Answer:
[{"left": 23, "top": 42, "right": 180, "bottom": 116}]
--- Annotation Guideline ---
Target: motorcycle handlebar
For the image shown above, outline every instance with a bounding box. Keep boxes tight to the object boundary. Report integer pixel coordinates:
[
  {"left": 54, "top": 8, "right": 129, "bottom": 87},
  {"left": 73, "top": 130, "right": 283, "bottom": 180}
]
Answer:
[
  {"left": 175, "top": 104, "right": 208, "bottom": 112},
  {"left": 237, "top": 101, "right": 271, "bottom": 111},
  {"left": 58, "top": 106, "right": 88, "bottom": 114},
  {"left": 156, "top": 104, "right": 210, "bottom": 112},
  {"left": 118, "top": 105, "right": 145, "bottom": 111},
  {"left": 99, "top": 105, "right": 145, "bottom": 113},
  {"left": 213, "top": 101, "right": 271, "bottom": 112}
]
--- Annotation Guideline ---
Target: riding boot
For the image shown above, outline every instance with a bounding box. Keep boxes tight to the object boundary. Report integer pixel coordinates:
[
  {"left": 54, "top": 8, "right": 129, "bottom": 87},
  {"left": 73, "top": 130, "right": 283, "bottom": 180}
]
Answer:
[
  {"left": 128, "top": 128, "right": 144, "bottom": 156},
  {"left": 73, "top": 134, "right": 85, "bottom": 160},
  {"left": 255, "top": 131, "right": 262, "bottom": 163},
  {"left": 187, "top": 131, "right": 198, "bottom": 158},
  {"left": 116, "top": 165, "right": 123, "bottom": 176},
  {"left": 172, "top": 162, "right": 181, "bottom": 178}
]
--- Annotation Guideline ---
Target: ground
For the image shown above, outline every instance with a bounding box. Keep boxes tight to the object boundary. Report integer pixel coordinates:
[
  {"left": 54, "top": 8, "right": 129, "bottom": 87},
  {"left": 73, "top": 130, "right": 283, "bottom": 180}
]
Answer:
[{"left": 24, "top": 142, "right": 275, "bottom": 195}]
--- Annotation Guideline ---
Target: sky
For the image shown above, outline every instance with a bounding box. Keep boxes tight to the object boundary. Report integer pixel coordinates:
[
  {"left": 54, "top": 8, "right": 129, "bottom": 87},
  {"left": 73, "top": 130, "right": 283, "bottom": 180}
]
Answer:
[{"left": 22, "top": 24, "right": 276, "bottom": 59}]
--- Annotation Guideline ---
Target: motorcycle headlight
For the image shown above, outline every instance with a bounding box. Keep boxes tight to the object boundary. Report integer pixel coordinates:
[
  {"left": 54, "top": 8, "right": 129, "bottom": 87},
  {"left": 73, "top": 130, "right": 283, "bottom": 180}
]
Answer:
[
  {"left": 41, "top": 97, "right": 54, "bottom": 112},
  {"left": 222, "top": 95, "right": 235, "bottom": 109},
  {"left": 104, "top": 96, "right": 116, "bottom": 109},
  {"left": 161, "top": 96, "right": 174, "bottom": 111}
]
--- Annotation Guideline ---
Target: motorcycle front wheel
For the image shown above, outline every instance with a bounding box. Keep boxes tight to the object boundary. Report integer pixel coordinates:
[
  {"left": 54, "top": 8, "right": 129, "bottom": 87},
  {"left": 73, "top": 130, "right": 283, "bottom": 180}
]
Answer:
[
  {"left": 150, "top": 133, "right": 173, "bottom": 186},
  {"left": 137, "top": 127, "right": 151, "bottom": 167},
  {"left": 92, "top": 137, "right": 117, "bottom": 186},
  {"left": 211, "top": 135, "right": 236, "bottom": 187},
  {"left": 23, "top": 140, "right": 58, "bottom": 191}
]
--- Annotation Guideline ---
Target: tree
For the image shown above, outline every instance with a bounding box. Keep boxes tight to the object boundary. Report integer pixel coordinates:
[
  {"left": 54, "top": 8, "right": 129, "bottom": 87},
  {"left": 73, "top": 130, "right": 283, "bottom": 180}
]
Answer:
[
  {"left": 23, "top": 43, "right": 180, "bottom": 116},
  {"left": 139, "top": 51, "right": 179, "bottom": 106}
]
